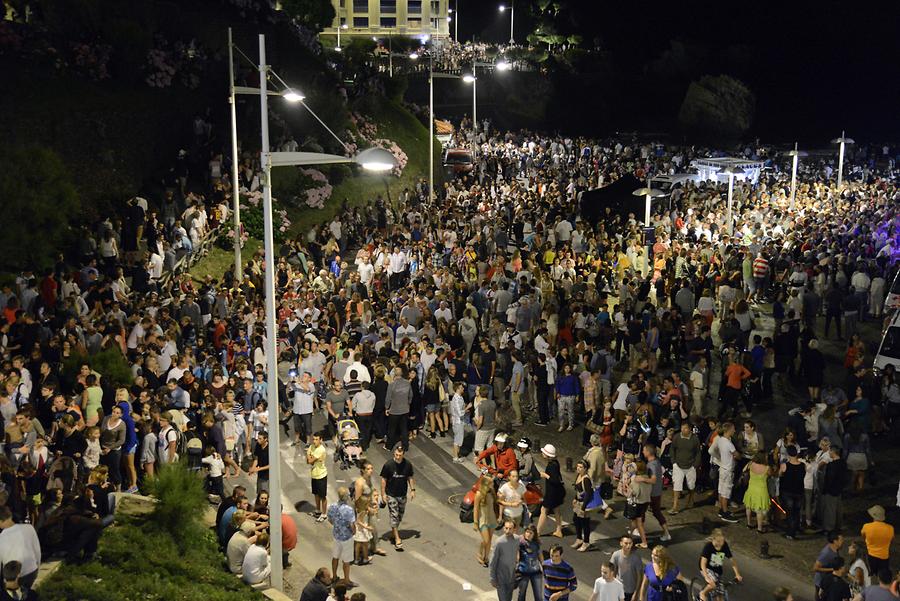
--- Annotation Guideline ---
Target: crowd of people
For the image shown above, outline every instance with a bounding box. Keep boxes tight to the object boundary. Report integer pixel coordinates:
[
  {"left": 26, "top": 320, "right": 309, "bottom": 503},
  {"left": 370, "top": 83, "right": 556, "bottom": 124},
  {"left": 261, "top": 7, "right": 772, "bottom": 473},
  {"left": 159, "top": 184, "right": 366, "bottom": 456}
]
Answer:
[{"left": 2, "top": 108, "right": 900, "bottom": 601}]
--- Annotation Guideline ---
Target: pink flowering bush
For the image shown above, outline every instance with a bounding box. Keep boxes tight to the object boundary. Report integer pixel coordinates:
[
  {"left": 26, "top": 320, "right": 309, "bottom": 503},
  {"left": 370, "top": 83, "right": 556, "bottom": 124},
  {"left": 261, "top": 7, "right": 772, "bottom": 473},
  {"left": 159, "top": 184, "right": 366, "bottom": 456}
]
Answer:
[
  {"left": 71, "top": 42, "right": 111, "bottom": 81},
  {"left": 371, "top": 138, "right": 408, "bottom": 177},
  {"left": 347, "top": 113, "right": 407, "bottom": 176},
  {"left": 144, "top": 37, "right": 207, "bottom": 89}
]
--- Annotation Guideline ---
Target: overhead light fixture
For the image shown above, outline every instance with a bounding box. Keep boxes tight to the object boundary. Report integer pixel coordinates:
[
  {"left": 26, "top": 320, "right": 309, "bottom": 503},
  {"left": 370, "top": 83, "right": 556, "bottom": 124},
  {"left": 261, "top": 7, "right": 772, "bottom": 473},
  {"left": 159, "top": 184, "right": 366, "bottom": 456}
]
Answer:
[
  {"left": 282, "top": 88, "right": 304, "bottom": 102},
  {"left": 356, "top": 147, "right": 398, "bottom": 172},
  {"left": 409, "top": 52, "right": 419, "bottom": 59},
  {"left": 496, "top": 60, "right": 511, "bottom": 71},
  {"left": 335, "top": 46, "right": 342, "bottom": 52},
  {"left": 462, "top": 74, "right": 476, "bottom": 83},
  {"left": 499, "top": 5, "right": 506, "bottom": 11},
  {"left": 340, "top": 24, "right": 348, "bottom": 29}
]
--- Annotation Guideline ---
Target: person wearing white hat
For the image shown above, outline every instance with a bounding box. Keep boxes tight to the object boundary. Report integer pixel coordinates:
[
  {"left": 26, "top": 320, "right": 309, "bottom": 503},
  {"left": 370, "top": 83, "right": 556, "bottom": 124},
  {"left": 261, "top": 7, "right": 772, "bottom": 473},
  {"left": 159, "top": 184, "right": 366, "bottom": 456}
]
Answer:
[{"left": 537, "top": 444, "right": 565, "bottom": 538}]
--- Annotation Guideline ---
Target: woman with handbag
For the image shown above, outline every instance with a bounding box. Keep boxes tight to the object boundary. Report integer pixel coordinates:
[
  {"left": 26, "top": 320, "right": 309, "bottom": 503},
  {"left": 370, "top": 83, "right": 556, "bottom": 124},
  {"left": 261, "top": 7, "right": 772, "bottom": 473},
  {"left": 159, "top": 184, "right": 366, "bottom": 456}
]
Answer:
[
  {"left": 583, "top": 434, "right": 614, "bottom": 519},
  {"left": 516, "top": 525, "right": 543, "bottom": 601},
  {"left": 571, "top": 460, "right": 593, "bottom": 552}
]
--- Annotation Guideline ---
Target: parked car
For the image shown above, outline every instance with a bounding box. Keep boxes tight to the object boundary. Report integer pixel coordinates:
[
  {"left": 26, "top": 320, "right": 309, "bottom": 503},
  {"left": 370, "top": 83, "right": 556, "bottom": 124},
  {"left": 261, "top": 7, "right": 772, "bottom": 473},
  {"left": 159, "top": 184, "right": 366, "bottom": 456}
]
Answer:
[{"left": 443, "top": 148, "right": 474, "bottom": 176}]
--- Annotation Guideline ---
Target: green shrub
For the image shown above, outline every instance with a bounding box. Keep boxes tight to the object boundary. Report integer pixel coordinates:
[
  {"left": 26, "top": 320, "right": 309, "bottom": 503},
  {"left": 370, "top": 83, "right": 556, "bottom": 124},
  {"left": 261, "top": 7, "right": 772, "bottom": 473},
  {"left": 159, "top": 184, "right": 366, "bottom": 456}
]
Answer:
[
  {"left": 37, "top": 514, "right": 267, "bottom": 601},
  {"left": 145, "top": 461, "right": 208, "bottom": 546},
  {"left": 61, "top": 347, "right": 134, "bottom": 389}
]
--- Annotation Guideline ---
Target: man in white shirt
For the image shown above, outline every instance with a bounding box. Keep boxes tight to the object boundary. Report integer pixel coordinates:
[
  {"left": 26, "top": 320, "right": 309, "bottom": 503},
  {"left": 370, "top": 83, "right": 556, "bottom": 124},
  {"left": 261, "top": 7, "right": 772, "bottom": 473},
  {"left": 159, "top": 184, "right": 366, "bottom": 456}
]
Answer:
[
  {"left": 434, "top": 300, "right": 453, "bottom": 324},
  {"left": 357, "top": 258, "right": 374, "bottom": 290},
  {"left": 709, "top": 422, "right": 739, "bottom": 522},
  {"left": 395, "top": 317, "right": 417, "bottom": 344},
  {"left": 0, "top": 505, "right": 41, "bottom": 590},
  {"left": 387, "top": 246, "right": 407, "bottom": 290},
  {"left": 588, "top": 562, "right": 625, "bottom": 601}
]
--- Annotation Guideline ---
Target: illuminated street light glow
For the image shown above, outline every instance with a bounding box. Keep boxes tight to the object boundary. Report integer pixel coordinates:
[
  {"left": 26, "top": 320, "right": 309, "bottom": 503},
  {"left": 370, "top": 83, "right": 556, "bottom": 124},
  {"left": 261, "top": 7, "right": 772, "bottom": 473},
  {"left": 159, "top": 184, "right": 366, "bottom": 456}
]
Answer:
[
  {"left": 282, "top": 88, "right": 304, "bottom": 102},
  {"left": 463, "top": 73, "right": 476, "bottom": 83},
  {"left": 496, "top": 60, "right": 511, "bottom": 71}
]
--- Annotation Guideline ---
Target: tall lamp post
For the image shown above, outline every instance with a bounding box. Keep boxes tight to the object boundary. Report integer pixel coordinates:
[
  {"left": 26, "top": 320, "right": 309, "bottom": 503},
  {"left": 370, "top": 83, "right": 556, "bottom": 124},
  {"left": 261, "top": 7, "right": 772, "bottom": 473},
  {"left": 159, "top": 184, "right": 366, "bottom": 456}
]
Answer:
[
  {"left": 228, "top": 28, "right": 303, "bottom": 280},
  {"left": 254, "top": 33, "right": 397, "bottom": 592},
  {"left": 720, "top": 165, "right": 744, "bottom": 236},
  {"left": 227, "top": 27, "right": 243, "bottom": 280},
  {"left": 632, "top": 185, "right": 666, "bottom": 228},
  {"left": 498, "top": 2, "right": 515, "bottom": 43},
  {"left": 831, "top": 130, "right": 855, "bottom": 189},
  {"left": 449, "top": 2, "right": 458, "bottom": 41},
  {"left": 785, "top": 143, "right": 807, "bottom": 211},
  {"left": 462, "top": 60, "right": 508, "bottom": 160},
  {"left": 462, "top": 71, "right": 477, "bottom": 157},
  {"left": 336, "top": 22, "right": 348, "bottom": 51},
  {"left": 428, "top": 61, "right": 462, "bottom": 203},
  {"left": 632, "top": 185, "right": 665, "bottom": 277}
]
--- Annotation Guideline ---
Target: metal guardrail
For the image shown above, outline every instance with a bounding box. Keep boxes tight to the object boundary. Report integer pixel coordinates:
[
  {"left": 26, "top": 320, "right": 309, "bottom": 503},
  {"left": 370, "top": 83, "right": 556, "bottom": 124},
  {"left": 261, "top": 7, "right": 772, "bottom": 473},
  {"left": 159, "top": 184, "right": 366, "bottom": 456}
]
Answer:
[{"left": 156, "top": 224, "right": 225, "bottom": 291}]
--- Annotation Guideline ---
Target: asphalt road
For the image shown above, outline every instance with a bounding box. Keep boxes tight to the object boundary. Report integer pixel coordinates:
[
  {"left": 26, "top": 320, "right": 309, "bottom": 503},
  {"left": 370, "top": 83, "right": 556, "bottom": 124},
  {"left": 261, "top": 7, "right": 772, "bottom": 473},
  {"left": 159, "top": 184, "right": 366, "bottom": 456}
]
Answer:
[{"left": 241, "top": 417, "right": 813, "bottom": 601}]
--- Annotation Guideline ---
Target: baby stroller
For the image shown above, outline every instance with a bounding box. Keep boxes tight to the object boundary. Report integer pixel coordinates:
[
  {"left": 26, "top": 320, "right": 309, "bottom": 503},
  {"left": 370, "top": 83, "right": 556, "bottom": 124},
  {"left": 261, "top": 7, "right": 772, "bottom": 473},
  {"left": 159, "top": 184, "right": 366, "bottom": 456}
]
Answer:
[
  {"left": 45, "top": 456, "right": 79, "bottom": 494},
  {"left": 335, "top": 418, "right": 365, "bottom": 470}
]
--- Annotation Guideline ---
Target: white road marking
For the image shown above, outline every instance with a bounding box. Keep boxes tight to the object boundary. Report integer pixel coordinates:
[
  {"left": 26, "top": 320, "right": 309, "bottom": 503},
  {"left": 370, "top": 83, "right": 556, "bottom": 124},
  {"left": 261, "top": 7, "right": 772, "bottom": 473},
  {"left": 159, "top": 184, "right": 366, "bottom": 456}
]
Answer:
[{"left": 409, "top": 550, "right": 489, "bottom": 597}]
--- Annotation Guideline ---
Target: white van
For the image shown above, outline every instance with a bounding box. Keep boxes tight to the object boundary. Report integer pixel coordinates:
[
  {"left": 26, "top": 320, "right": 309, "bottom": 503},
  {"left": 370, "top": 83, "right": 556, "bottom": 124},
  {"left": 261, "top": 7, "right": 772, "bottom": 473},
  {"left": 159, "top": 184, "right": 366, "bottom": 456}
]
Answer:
[
  {"left": 885, "top": 269, "right": 900, "bottom": 312},
  {"left": 873, "top": 310, "right": 900, "bottom": 375}
]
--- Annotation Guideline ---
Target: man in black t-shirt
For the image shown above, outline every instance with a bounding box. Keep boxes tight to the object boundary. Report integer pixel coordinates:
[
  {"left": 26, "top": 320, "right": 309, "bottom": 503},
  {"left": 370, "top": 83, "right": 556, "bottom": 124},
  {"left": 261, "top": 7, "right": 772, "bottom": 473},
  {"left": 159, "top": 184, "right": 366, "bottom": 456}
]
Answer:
[
  {"left": 699, "top": 530, "right": 742, "bottom": 601},
  {"left": 379, "top": 444, "right": 416, "bottom": 550},
  {"left": 249, "top": 432, "right": 270, "bottom": 492}
]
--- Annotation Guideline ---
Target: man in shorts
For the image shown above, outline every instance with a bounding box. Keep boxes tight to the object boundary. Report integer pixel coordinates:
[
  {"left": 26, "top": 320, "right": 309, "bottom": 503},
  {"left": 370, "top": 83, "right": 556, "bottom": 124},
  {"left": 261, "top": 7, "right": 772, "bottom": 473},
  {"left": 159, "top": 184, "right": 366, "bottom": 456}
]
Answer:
[
  {"left": 380, "top": 443, "right": 416, "bottom": 550},
  {"left": 307, "top": 433, "right": 328, "bottom": 522},
  {"left": 326, "top": 487, "right": 357, "bottom": 587},
  {"left": 669, "top": 422, "right": 700, "bottom": 514},
  {"left": 709, "top": 422, "right": 739, "bottom": 522}
]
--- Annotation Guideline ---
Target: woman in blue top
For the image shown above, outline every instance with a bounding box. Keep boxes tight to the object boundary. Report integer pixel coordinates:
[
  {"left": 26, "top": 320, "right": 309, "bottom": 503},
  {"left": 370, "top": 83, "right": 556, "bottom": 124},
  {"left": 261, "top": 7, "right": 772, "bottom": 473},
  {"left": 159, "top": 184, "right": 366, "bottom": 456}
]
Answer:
[
  {"left": 516, "top": 525, "right": 543, "bottom": 601},
  {"left": 638, "top": 545, "right": 685, "bottom": 601},
  {"left": 116, "top": 389, "right": 139, "bottom": 494}
]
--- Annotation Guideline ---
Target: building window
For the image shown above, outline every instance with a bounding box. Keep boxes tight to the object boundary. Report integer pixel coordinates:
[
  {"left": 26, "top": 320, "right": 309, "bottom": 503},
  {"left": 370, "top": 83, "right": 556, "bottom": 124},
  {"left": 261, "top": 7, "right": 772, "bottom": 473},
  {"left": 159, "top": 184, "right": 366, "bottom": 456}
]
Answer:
[
  {"left": 430, "top": 17, "right": 440, "bottom": 30},
  {"left": 353, "top": 0, "right": 367, "bottom": 12},
  {"left": 380, "top": 0, "right": 396, "bottom": 14},
  {"left": 408, "top": 0, "right": 422, "bottom": 13},
  {"left": 431, "top": 0, "right": 440, "bottom": 14},
  {"left": 353, "top": 16, "right": 369, "bottom": 27},
  {"left": 408, "top": 18, "right": 422, "bottom": 29},
  {"left": 380, "top": 16, "right": 396, "bottom": 27}
]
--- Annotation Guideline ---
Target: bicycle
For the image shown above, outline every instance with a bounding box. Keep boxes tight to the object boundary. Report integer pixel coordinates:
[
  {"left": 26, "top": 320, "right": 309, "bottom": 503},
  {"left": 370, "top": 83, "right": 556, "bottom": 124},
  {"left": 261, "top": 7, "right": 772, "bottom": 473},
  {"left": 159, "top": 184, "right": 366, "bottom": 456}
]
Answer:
[{"left": 690, "top": 575, "right": 741, "bottom": 601}]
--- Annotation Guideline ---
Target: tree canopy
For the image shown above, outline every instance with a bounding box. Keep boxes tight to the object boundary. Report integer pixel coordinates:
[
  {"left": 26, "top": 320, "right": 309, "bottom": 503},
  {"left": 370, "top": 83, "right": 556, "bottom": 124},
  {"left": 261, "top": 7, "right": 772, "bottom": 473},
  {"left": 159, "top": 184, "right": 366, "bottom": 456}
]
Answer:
[
  {"left": 280, "top": 0, "right": 336, "bottom": 32},
  {"left": 0, "top": 147, "right": 81, "bottom": 271}
]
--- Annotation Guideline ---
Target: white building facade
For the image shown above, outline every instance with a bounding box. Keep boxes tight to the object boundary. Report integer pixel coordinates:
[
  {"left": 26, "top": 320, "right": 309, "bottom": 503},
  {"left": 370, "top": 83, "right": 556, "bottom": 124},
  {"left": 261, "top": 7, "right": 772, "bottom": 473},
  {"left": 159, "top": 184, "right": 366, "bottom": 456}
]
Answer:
[{"left": 324, "top": 0, "right": 450, "bottom": 39}]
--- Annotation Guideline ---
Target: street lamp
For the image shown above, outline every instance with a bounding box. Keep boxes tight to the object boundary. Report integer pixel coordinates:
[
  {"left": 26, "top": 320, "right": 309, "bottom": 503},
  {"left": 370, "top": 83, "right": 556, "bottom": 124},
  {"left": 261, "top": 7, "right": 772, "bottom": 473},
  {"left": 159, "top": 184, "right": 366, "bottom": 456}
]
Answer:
[
  {"left": 496, "top": 60, "right": 511, "bottom": 71},
  {"left": 831, "top": 130, "right": 855, "bottom": 189},
  {"left": 632, "top": 185, "right": 665, "bottom": 277},
  {"left": 719, "top": 165, "right": 744, "bottom": 236},
  {"left": 428, "top": 60, "right": 462, "bottom": 204},
  {"left": 255, "top": 33, "right": 396, "bottom": 592},
  {"left": 463, "top": 72, "right": 476, "bottom": 157},
  {"left": 785, "top": 142, "right": 807, "bottom": 211},
  {"left": 449, "top": 1, "right": 458, "bottom": 41},
  {"left": 336, "top": 23, "right": 348, "bottom": 51},
  {"left": 632, "top": 186, "right": 666, "bottom": 228},
  {"left": 498, "top": 1, "right": 514, "bottom": 43},
  {"left": 227, "top": 28, "right": 307, "bottom": 281}
]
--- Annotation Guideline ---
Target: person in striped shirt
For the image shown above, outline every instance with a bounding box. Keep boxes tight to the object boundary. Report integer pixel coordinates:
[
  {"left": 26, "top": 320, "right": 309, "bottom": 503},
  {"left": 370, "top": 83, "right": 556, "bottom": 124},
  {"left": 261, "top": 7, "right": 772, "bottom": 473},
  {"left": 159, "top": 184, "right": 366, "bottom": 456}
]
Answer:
[
  {"left": 542, "top": 544, "right": 578, "bottom": 601},
  {"left": 751, "top": 252, "right": 769, "bottom": 301}
]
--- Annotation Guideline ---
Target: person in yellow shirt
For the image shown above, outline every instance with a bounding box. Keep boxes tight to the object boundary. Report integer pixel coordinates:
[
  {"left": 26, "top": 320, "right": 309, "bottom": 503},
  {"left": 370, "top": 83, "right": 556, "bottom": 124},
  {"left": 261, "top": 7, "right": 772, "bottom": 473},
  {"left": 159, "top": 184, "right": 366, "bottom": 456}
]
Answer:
[
  {"left": 861, "top": 505, "right": 894, "bottom": 575},
  {"left": 307, "top": 433, "right": 328, "bottom": 522}
]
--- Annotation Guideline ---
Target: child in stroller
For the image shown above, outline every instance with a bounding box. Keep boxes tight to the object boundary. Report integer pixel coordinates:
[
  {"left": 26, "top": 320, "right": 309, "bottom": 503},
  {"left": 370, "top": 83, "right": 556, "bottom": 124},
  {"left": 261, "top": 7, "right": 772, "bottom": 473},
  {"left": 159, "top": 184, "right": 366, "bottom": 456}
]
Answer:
[{"left": 336, "top": 419, "right": 364, "bottom": 470}]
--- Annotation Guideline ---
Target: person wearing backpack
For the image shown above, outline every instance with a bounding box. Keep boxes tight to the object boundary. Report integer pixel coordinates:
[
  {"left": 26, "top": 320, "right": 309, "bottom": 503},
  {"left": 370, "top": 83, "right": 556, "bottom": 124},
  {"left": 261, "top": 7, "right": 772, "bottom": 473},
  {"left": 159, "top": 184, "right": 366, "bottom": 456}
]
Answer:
[{"left": 157, "top": 411, "right": 179, "bottom": 465}]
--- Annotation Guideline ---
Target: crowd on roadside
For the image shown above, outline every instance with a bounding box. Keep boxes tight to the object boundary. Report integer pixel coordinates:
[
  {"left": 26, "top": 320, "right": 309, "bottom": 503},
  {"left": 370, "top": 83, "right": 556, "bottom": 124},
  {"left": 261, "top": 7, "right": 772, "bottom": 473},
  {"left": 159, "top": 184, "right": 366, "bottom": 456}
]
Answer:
[{"left": 2, "top": 117, "right": 900, "bottom": 601}]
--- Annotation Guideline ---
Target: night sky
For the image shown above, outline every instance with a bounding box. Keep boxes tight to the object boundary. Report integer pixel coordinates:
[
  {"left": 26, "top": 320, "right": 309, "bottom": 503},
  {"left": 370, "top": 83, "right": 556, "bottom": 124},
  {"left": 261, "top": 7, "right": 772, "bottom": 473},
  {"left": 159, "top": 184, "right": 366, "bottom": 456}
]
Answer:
[{"left": 456, "top": 0, "right": 900, "bottom": 142}]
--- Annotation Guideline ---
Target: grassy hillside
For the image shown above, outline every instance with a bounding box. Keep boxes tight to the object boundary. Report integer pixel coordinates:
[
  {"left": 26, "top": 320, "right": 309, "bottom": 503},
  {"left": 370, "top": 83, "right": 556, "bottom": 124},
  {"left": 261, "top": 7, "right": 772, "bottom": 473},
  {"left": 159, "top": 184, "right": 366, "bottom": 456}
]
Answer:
[{"left": 289, "top": 96, "right": 442, "bottom": 234}]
